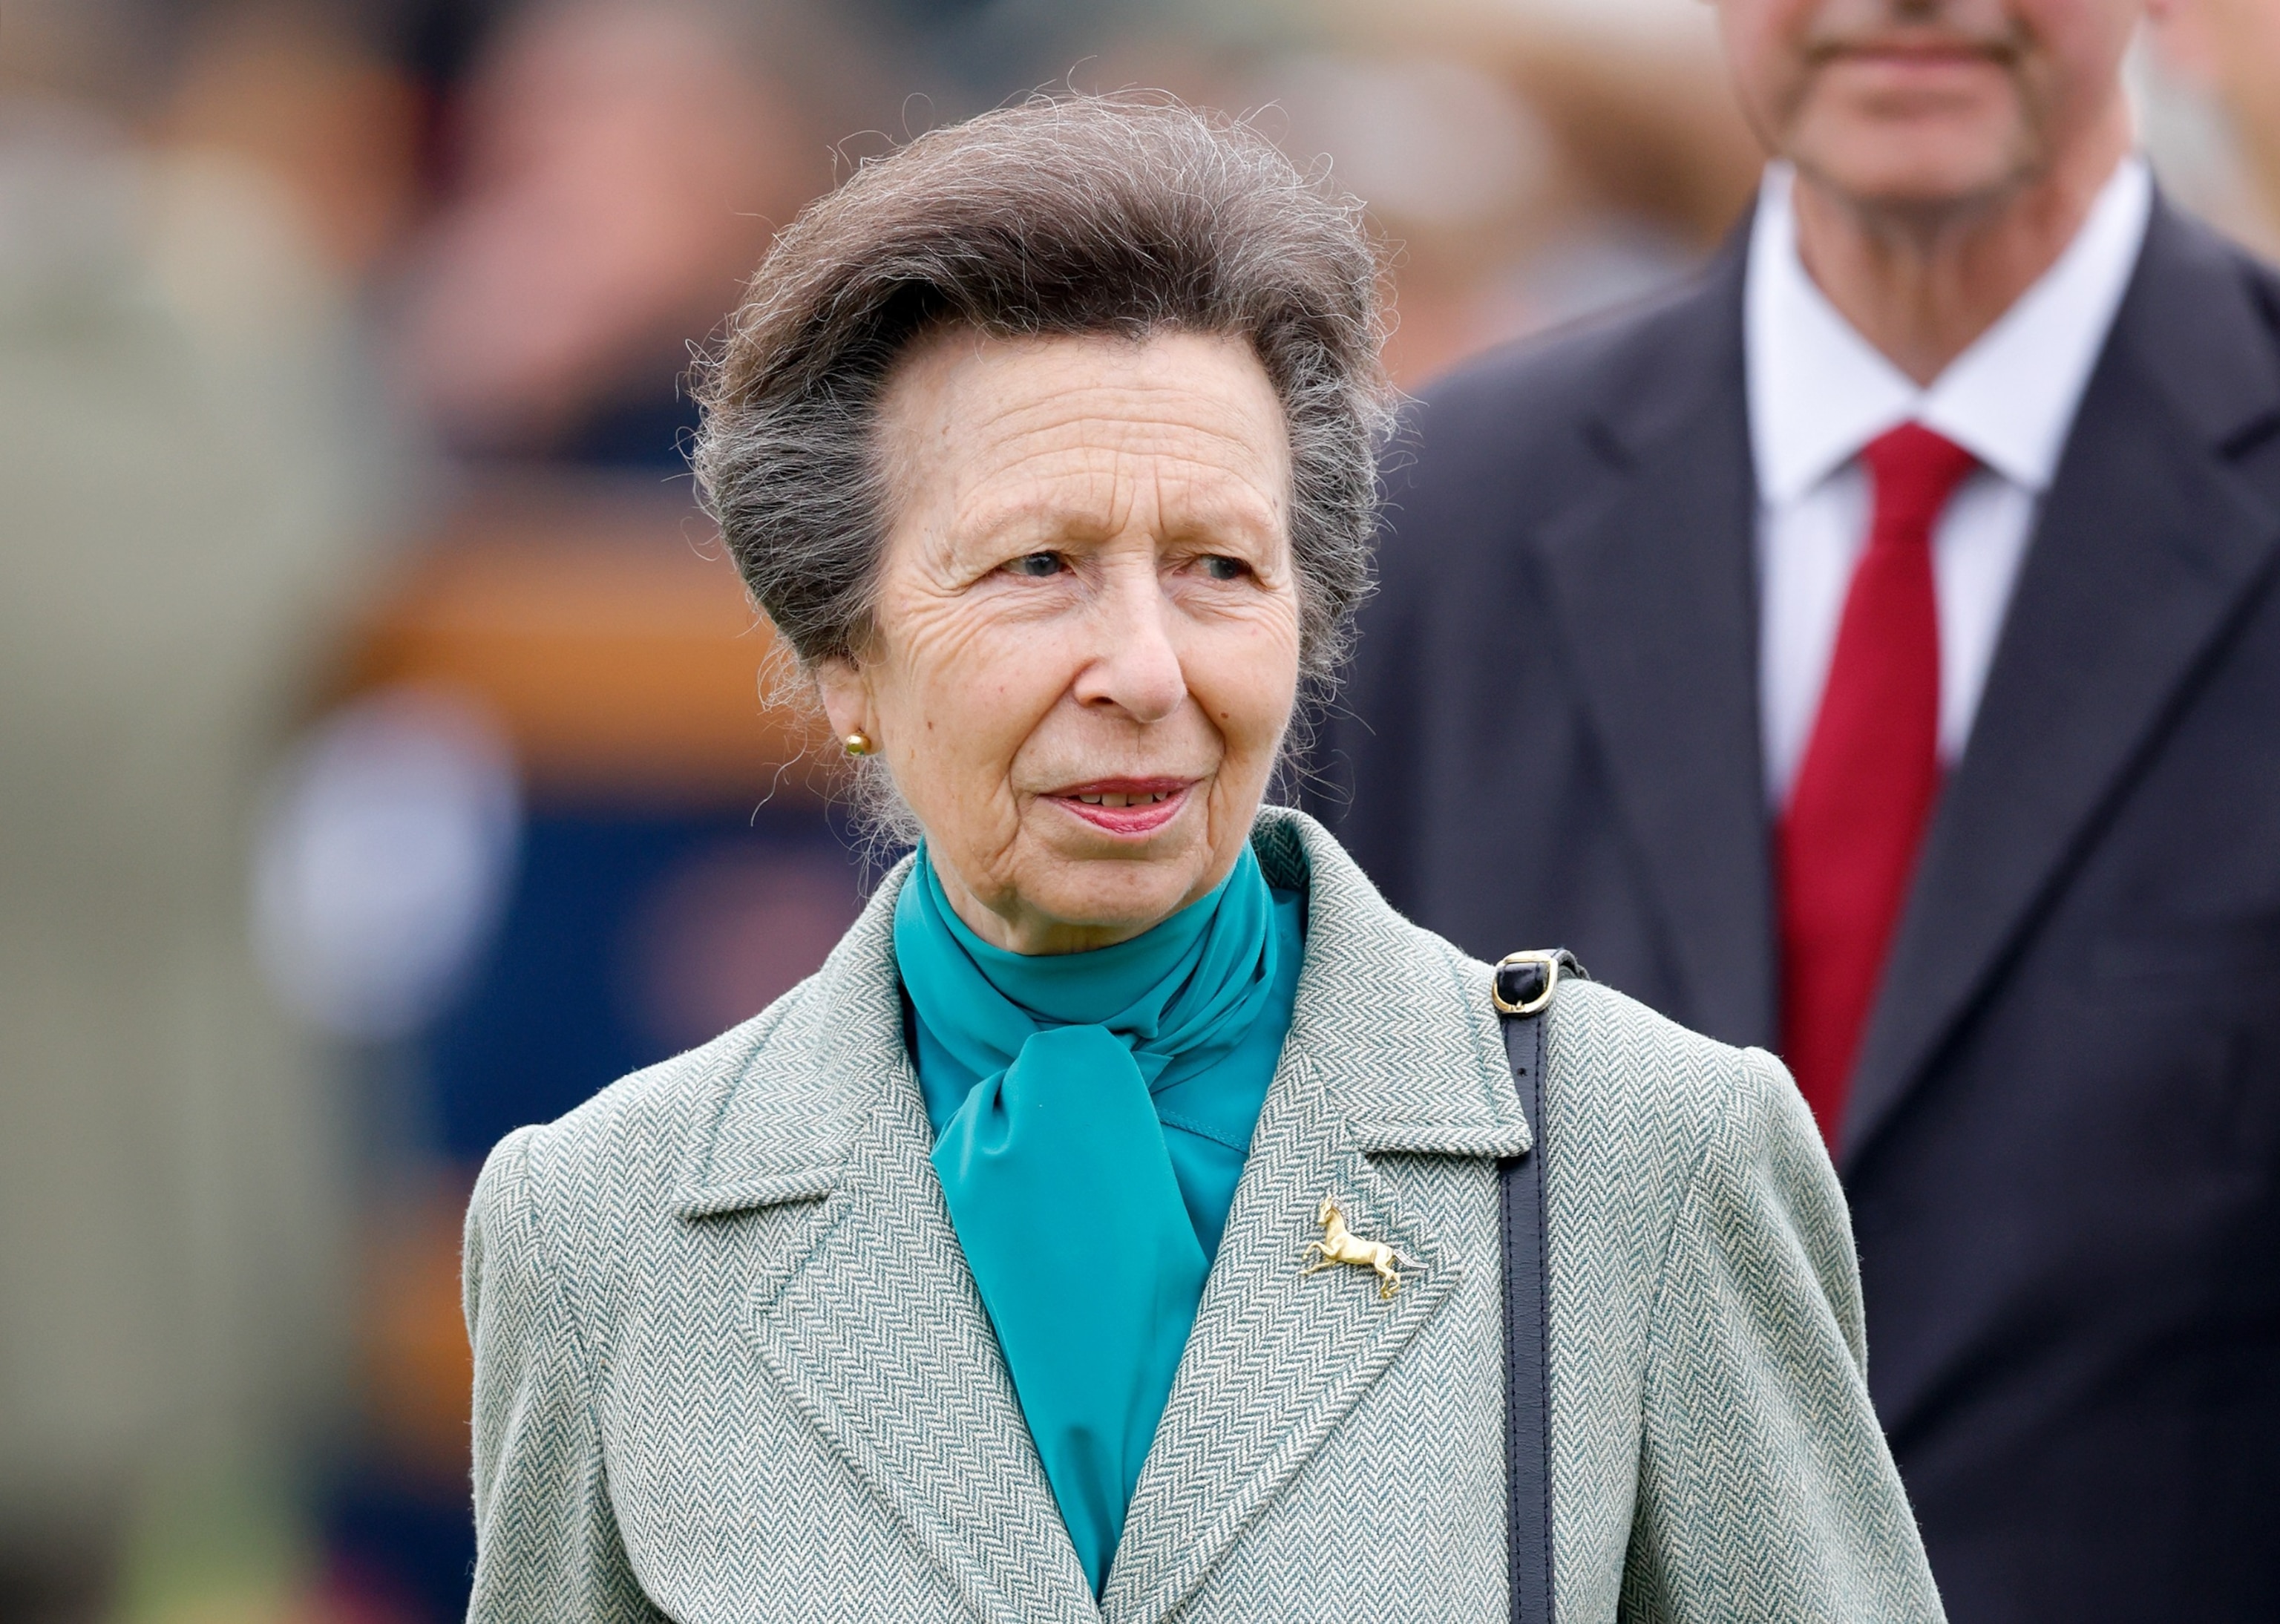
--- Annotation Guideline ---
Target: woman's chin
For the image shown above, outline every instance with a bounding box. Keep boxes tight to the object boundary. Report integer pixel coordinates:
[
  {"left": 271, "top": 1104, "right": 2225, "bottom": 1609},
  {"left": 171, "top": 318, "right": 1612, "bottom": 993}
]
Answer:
[{"left": 996, "top": 809, "right": 1220, "bottom": 943}]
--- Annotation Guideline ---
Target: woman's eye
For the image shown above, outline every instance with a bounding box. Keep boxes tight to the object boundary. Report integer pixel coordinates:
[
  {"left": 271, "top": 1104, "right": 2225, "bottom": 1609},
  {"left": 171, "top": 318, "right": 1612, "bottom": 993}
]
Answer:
[
  {"left": 1004, "top": 551, "right": 1065, "bottom": 578},
  {"left": 1199, "top": 554, "right": 1249, "bottom": 581}
]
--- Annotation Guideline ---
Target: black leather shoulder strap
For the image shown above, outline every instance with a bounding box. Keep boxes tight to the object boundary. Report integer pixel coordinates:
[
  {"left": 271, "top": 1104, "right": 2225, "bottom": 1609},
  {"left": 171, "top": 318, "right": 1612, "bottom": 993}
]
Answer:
[{"left": 1494, "top": 950, "right": 1582, "bottom": 1624}]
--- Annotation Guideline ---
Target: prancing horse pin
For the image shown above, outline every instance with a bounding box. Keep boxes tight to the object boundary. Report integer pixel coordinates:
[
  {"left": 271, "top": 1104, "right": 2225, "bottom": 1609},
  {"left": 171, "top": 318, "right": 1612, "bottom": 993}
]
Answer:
[{"left": 1303, "top": 1196, "right": 1418, "bottom": 1301}]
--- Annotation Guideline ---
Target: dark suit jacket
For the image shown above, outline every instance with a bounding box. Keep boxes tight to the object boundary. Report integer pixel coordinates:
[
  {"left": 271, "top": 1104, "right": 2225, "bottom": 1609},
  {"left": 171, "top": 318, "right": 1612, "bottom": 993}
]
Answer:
[{"left": 1312, "top": 197, "right": 2280, "bottom": 1623}]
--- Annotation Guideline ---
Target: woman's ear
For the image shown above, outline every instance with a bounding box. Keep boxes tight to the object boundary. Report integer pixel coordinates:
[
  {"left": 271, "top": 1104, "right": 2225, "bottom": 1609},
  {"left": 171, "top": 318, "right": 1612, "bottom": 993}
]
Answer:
[{"left": 813, "top": 653, "right": 873, "bottom": 747}]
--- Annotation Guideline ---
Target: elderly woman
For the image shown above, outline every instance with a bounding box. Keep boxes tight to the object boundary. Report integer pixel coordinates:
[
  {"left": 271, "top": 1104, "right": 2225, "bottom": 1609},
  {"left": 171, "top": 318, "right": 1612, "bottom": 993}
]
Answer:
[{"left": 462, "top": 97, "right": 1942, "bottom": 1623}]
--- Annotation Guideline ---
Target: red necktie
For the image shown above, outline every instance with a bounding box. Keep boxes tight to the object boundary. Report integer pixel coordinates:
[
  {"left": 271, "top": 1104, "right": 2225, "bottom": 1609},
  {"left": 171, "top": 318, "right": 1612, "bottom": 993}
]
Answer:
[{"left": 1778, "top": 422, "right": 1976, "bottom": 1147}]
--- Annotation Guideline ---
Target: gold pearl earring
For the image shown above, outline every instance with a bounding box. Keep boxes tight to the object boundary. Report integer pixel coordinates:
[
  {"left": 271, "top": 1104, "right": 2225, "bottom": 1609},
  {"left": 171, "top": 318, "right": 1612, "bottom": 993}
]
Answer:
[{"left": 842, "top": 730, "right": 873, "bottom": 758}]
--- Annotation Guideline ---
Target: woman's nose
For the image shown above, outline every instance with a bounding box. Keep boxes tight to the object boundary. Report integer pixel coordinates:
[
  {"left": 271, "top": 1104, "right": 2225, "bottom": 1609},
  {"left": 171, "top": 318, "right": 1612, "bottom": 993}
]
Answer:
[{"left": 1072, "top": 574, "right": 1185, "bottom": 724}]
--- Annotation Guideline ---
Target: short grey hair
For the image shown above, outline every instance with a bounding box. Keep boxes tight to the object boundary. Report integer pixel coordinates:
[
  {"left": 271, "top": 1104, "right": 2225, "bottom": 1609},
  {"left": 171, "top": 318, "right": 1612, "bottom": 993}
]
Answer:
[{"left": 691, "top": 92, "right": 1393, "bottom": 706}]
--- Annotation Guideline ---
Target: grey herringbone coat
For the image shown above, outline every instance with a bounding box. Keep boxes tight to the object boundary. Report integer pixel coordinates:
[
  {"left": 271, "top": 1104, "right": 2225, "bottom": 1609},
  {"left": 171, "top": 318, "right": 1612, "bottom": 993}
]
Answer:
[{"left": 464, "top": 810, "right": 1944, "bottom": 1623}]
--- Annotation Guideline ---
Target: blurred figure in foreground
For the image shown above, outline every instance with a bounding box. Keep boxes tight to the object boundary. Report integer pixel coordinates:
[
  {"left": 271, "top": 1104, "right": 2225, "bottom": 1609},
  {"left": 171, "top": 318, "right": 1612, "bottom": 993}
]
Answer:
[
  {"left": 1319, "top": 0, "right": 2280, "bottom": 1618},
  {"left": 0, "top": 4, "right": 407, "bottom": 1612}
]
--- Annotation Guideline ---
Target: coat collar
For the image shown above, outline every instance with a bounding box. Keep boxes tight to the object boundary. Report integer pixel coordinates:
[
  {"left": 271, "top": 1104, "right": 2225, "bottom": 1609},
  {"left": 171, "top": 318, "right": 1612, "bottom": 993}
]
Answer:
[
  {"left": 669, "top": 809, "right": 1527, "bottom": 1621},
  {"left": 1102, "top": 812, "right": 1526, "bottom": 1624},
  {"left": 672, "top": 865, "right": 1098, "bottom": 1624},
  {"left": 669, "top": 809, "right": 1529, "bottom": 1209},
  {"left": 1248, "top": 810, "right": 1533, "bottom": 1159}
]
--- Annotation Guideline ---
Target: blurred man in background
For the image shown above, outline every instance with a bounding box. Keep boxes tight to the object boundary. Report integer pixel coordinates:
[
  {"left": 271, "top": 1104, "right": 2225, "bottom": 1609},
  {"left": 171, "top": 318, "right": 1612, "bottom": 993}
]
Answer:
[{"left": 1320, "top": 0, "right": 2280, "bottom": 1618}]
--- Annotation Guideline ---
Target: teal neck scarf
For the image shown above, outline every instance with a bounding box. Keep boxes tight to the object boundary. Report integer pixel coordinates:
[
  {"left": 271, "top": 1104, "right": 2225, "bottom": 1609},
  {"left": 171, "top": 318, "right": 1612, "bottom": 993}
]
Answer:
[{"left": 894, "top": 842, "right": 1303, "bottom": 1594}]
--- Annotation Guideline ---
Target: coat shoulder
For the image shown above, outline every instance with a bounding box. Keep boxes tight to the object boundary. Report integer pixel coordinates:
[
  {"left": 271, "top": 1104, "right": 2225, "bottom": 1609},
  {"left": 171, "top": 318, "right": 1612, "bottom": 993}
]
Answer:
[
  {"left": 477, "top": 996, "right": 779, "bottom": 1217},
  {"left": 1549, "top": 975, "right": 1785, "bottom": 1129},
  {"left": 1271, "top": 808, "right": 1795, "bottom": 1167},
  {"left": 465, "top": 924, "right": 889, "bottom": 1267},
  {"left": 1535, "top": 975, "right": 1821, "bottom": 1275}
]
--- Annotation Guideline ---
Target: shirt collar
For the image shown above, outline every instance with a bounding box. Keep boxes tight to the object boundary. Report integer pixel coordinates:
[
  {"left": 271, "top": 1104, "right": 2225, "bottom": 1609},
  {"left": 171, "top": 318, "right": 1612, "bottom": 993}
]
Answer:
[{"left": 1745, "top": 155, "right": 2154, "bottom": 504}]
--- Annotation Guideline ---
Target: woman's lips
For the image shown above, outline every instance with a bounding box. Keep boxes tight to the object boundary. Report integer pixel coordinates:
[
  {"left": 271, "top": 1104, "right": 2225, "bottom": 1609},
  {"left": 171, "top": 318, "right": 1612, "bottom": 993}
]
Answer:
[{"left": 1045, "top": 779, "right": 1193, "bottom": 836}]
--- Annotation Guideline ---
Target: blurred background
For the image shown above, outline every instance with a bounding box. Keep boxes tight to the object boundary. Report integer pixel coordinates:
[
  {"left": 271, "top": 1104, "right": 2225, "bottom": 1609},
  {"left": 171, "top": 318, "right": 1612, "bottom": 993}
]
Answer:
[{"left": 1, "top": 0, "right": 2274, "bottom": 1617}]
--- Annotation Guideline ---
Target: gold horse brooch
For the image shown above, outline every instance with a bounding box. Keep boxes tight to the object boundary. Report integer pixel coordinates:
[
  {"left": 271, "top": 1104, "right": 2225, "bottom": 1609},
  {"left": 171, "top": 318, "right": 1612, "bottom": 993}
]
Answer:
[{"left": 1303, "top": 1196, "right": 1418, "bottom": 1301}]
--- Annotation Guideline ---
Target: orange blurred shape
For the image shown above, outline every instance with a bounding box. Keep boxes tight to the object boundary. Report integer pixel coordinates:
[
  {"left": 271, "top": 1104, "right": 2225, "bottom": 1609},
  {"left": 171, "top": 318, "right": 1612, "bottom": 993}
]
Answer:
[
  {"left": 347, "top": 477, "right": 829, "bottom": 805},
  {"left": 362, "top": 1184, "right": 478, "bottom": 1478}
]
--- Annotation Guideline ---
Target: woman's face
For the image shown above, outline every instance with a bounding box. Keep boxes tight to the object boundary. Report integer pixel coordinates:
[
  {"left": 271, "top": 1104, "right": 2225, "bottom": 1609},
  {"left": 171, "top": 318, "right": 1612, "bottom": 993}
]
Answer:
[{"left": 817, "top": 328, "right": 1301, "bottom": 955}]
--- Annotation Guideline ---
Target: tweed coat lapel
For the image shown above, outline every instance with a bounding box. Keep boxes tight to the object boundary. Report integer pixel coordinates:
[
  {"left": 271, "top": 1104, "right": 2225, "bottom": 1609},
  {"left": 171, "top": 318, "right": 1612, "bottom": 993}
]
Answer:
[
  {"left": 1101, "top": 813, "right": 1531, "bottom": 1624},
  {"left": 674, "top": 874, "right": 1100, "bottom": 1624}
]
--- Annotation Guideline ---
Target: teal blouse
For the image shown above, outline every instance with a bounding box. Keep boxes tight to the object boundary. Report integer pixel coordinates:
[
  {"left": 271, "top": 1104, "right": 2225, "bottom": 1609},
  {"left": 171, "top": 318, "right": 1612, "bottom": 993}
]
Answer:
[{"left": 894, "top": 845, "right": 1303, "bottom": 1593}]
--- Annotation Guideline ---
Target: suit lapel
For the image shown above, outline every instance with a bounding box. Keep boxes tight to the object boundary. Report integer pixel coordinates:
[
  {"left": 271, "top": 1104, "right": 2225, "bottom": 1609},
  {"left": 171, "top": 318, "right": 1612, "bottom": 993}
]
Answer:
[
  {"left": 680, "top": 873, "right": 1098, "bottom": 1624},
  {"left": 1531, "top": 255, "right": 1777, "bottom": 1048},
  {"left": 1841, "top": 202, "right": 2280, "bottom": 1168},
  {"left": 1101, "top": 816, "right": 1530, "bottom": 1624}
]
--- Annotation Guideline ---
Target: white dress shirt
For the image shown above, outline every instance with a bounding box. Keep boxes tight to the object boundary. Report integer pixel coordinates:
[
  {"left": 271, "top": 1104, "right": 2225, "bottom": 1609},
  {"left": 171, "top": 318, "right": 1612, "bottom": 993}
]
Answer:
[{"left": 1745, "top": 157, "right": 2154, "bottom": 807}]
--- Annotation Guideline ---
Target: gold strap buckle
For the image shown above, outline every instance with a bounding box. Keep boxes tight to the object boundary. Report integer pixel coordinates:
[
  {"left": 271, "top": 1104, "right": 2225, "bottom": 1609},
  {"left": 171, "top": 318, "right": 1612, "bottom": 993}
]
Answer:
[{"left": 1492, "top": 949, "right": 1577, "bottom": 1017}]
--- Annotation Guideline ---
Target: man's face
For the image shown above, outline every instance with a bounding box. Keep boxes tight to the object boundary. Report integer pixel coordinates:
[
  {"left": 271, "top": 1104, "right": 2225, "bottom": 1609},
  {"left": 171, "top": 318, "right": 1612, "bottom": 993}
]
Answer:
[{"left": 1715, "top": 0, "right": 2143, "bottom": 212}]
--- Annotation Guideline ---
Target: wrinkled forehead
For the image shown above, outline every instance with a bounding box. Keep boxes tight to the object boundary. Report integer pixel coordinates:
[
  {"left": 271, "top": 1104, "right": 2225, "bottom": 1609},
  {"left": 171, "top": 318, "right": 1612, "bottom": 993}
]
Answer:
[{"left": 871, "top": 327, "right": 1294, "bottom": 558}]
